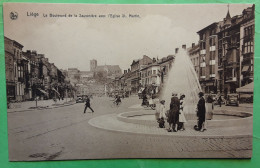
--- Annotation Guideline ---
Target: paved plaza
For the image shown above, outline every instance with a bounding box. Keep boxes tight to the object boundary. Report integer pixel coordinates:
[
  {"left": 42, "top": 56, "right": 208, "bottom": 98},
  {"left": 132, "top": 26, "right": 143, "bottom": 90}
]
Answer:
[{"left": 7, "top": 96, "right": 253, "bottom": 161}]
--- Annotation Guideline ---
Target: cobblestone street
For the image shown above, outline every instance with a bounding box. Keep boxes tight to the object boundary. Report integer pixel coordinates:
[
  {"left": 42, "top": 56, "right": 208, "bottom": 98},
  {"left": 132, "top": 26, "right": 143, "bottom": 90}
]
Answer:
[{"left": 7, "top": 96, "right": 253, "bottom": 161}]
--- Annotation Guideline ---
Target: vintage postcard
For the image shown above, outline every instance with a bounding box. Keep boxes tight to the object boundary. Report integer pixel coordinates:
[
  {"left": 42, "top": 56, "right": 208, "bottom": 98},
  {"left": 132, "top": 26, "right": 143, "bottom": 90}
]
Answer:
[{"left": 3, "top": 3, "right": 254, "bottom": 161}]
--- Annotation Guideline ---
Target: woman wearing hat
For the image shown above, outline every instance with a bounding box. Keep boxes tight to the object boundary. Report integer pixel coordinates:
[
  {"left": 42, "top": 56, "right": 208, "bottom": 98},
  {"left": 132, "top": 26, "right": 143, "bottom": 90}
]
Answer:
[
  {"left": 168, "top": 93, "right": 180, "bottom": 132},
  {"left": 178, "top": 94, "right": 187, "bottom": 131}
]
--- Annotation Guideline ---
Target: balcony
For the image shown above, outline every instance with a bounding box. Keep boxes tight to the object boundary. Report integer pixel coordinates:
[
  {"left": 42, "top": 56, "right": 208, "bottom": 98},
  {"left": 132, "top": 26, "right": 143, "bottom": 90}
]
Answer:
[
  {"left": 210, "top": 46, "right": 216, "bottom": 51},
  {"left": 200, "top": 49, "right": 206, "bottom": 55},
  {"left": 200, "top": 62, "right": 206, "bottom": 67},
  {"left": 209, "top": 60, "right": 215, "bottom": 65},
  {"left": 209, "top": 74, "right": 216, "bottom": 78},
  {"left": 225, "top": 77, "right": 237, "bottom": 83}
]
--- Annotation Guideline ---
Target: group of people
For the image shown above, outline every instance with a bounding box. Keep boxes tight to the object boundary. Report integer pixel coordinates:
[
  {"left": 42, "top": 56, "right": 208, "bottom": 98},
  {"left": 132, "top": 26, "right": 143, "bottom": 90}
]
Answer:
[{"left": 156, "top": 91, "right": 207, "bottom": 132}]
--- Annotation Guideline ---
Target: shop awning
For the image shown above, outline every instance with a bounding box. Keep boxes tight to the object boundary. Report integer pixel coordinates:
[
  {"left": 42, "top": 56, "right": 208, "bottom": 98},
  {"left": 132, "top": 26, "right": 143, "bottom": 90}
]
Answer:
[
  {"left": 236, "top": 82, "right": 254, "bottom": 93},
  {"left": 37, "top": 89, "right": 48, "bottom": 95},
  {"left": 242, "top": 66, "right": 250, "bottom": 72}
]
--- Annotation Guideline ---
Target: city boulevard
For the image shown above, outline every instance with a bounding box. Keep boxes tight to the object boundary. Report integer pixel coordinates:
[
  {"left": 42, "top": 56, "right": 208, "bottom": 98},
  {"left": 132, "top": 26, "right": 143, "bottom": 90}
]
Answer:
[{"left": 7, "top": 96, "right": 252, "bottom": 160}]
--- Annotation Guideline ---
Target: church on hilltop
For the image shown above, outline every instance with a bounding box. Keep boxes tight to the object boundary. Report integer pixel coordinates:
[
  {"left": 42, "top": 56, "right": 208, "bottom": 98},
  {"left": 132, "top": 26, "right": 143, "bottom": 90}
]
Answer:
[{"left": 90, "top": 59, "right": 122, "bottom": 79}]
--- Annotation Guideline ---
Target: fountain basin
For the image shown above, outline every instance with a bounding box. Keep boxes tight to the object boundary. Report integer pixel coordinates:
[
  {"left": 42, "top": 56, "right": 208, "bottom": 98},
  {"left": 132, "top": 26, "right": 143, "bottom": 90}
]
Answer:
[{"left": 117, "top": 110, "right": 253, "bottom": 128}]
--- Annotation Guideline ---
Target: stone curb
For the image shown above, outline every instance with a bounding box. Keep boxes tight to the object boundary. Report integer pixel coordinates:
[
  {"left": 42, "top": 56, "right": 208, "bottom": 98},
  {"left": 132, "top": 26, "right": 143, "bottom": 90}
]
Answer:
[
  {"left": 7, "top": 102, "right": 76, "bottom": 113},
  {"left": 88, "top": 114, "right": 252, "bottom": 139},
  {"left": 117, "top": 110, "right": 253, "bottom": 128}
]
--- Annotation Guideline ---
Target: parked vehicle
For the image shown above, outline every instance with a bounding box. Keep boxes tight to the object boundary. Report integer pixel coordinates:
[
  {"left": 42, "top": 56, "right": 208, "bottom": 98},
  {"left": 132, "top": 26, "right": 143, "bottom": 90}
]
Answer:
[{"left": 225, "top": 94, "right": 239, "bottom": 106}]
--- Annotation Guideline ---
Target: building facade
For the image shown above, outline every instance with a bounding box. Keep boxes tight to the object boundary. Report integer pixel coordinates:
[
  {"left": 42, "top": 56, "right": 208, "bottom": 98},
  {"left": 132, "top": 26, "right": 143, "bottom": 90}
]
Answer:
[
  {"left": 188, "top": 43, "right": 200, "bottom": 79},
  {"left": 217, "top": 5, "right": 254, "bottom": 95},
  {"left": 197, "top": 22, "right": 219, "bottom": 94},
  {"left": 240, "top": 6, "right": 255, "bottom": 87},
  {"left": 4, "top": 37, "right": 16, "bottom": 101},
  {"left": 129, "top": 55, "right": 153, "bottom": 93},
  {"left": 196, "top": 5, "right": 254, "bottom": 96},
  {"left": 5, "top": 37, "right": 73, "bottom": 102}
]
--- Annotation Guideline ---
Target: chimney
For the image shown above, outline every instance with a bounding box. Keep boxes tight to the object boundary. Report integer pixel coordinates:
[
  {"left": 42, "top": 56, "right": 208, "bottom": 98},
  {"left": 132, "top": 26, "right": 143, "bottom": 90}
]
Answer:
[
  {"left": 192, "top": 43, "right": 195, "bottom": 48},
  {"left": 128, "top": 68, "right": 130, "bottom": 73},
  {"left": 124, "top": 70, "right": 127, "bottom": 74},
  {"left": 182, "top": 44, "right": 186, "bottom": 49},
  {"left": 175, "top": 48, "right": 179, "bottom": 54}
]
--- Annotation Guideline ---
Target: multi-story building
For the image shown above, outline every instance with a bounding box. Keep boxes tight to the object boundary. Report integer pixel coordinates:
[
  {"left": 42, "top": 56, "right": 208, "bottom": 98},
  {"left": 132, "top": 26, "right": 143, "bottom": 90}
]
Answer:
[
  {"left": 140, "top": 63, "right": 160, "bottom": 93},
  {"left": 23, "top": 50, "right": 41, "bottom": 100},
  {"left": 240, "top": 6, "right": 255, "bottom": 87},
  {"left": 79, "top": 71, "right": 94, "bottom": 84},
  {"left": 129, "top": 55, "right": 153, "bottom": 93},
  {"left": 217, "top": 10, "right": 241, "bottom": 95},
  {"left": 197, "top": 22, "right": 219, "bottom": 94},
  {"left": 188, "top": 43, "right": 200, "bottom": 78},
  {"left": 157, "top": 55, "right": 174, "bottom": 85},
  {"left": 125, "top": 69, "right": 132, "bottom": 94},
  {"left": 68, "top": 68, "right": 81, "bottom": 86},
  {"left": 4, "top": 37, "right": 16, "bottom": 101},
  {"left": 21, "top": 54, "right": 30, "bottom": 100},
  {"left": 217, "top": 5, "right": 254, "bottom": 95},
  {"left": 139, "top": 55, "right": 174, "bottom": 95},
  {"left": 5, "top": 37, "right": 73, "bottom": 101}
]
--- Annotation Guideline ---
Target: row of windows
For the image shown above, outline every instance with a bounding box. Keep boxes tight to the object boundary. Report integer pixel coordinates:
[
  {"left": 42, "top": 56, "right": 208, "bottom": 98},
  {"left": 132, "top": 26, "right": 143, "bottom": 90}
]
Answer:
[
  {"left": 191, "top": 57, "right": 199, "bottom": 66},
  {"left": 13, "top": 49, "right": 22, "bottom": 60},
  {"left": 209, "top": 37, "right": 216, "bottom": 46},
  {"left": 141, "top": 70, "right": 157, "bottom": 78},
  {"left": 141, "top": 77, "right": 157, "bottom": 85},
  {"left": 16, "top": 83, "right": 24, "bottom": 96},
  {"left": 200, "top": 65, "right": 215, "bottom": 77},
  {"left": 243, "top": 41, "right": 254, "bottom": 54},
  {"left": 244, "top": 25, "right": 254, "bottom": 37}
]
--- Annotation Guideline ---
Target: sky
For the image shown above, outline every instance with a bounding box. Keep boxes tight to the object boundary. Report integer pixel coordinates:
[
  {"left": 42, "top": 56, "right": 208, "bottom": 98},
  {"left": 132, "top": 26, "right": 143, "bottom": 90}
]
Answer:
[{"left": 3, "top": 3, "right": 252, "bottom": 71}]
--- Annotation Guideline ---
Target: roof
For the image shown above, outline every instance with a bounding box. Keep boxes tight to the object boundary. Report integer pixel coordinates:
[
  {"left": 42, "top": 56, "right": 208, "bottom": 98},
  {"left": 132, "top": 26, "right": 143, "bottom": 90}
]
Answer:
[
  {"left": 95, "top": 65, "right": 121, "bottom": 73},
  {"left": 140, "top": 63, "right": 159, "bottom": 71},
  {"left": 236, "top": 82, "right": 254, "bottom": 93},
  {"left": 197, "top": 22, "right": 218, "bottom": 34}
]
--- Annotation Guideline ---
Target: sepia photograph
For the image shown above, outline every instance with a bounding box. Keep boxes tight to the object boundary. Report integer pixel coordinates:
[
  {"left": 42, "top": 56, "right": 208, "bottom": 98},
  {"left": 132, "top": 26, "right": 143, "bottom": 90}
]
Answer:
[{"left": 3, "top": 3, "right": 254, "bottom": 161}]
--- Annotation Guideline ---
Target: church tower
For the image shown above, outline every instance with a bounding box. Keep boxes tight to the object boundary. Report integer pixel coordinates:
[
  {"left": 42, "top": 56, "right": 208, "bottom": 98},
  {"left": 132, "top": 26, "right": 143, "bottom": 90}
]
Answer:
[{"left": 90, "top": 59, "right": 97, "bottom": 72}]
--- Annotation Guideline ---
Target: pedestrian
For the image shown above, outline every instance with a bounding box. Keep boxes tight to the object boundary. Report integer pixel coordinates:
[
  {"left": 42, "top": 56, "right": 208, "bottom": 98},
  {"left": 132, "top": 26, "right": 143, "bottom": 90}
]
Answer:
[
  {"left": 83, "top": 95, "right": 94, "bottom": 113},
  {"left": 194, "top": 92, "right": 206, "bottom": 132},
  {"left": 142, "top": 94, "right": 148, "bottom": 106},
  {"left": 206, "top": 92, "right": 214, "bottom": 120},
  {"left": 158, "top": 100, "right": 166, "bottom": 128},
  {"left": 178, "top": 94, "right": 187, "bottom": 131},
  {"left": 218, "top": 95, "right": 222, "bottom": 107},
  {"left": 114, "top": 95, "right": 121, "bottom": 106},
  {"left": 168, "top": 93, "right": 180, "bottom": 132}
]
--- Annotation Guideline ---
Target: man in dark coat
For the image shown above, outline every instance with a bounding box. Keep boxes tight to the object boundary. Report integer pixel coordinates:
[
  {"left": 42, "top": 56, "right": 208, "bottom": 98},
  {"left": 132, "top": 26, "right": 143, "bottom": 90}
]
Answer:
[
  {"left": 195, "top": 92, "right": 206, "bottom": 131},
  {"left": 218, "top": 95, "right": 222, "bottom": 107},
  {"left": 84, "top": 95, "right": 94, "bottom": 113},
  {"left": 168, "top": 93, "right": 180, "bottom": 132}
]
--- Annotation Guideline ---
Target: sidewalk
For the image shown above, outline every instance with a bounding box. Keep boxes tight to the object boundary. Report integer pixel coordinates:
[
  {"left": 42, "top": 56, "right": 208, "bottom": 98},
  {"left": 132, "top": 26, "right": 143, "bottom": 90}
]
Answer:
[{"left": 7, "top": 98, "right": 76, "bottom": 113}]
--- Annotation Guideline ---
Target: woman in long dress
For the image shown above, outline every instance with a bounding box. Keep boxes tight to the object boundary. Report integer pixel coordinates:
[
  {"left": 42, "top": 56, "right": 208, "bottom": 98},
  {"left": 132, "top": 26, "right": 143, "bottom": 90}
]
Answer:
[
  {"left": 158, "top": 100, "right": 166, "bottom": 128},
  {"left": 168, "top": 93, "right": 180, "bottom": 132},
  {"left": 178, "top": 94, "right": 187, "bottom": 131}
]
